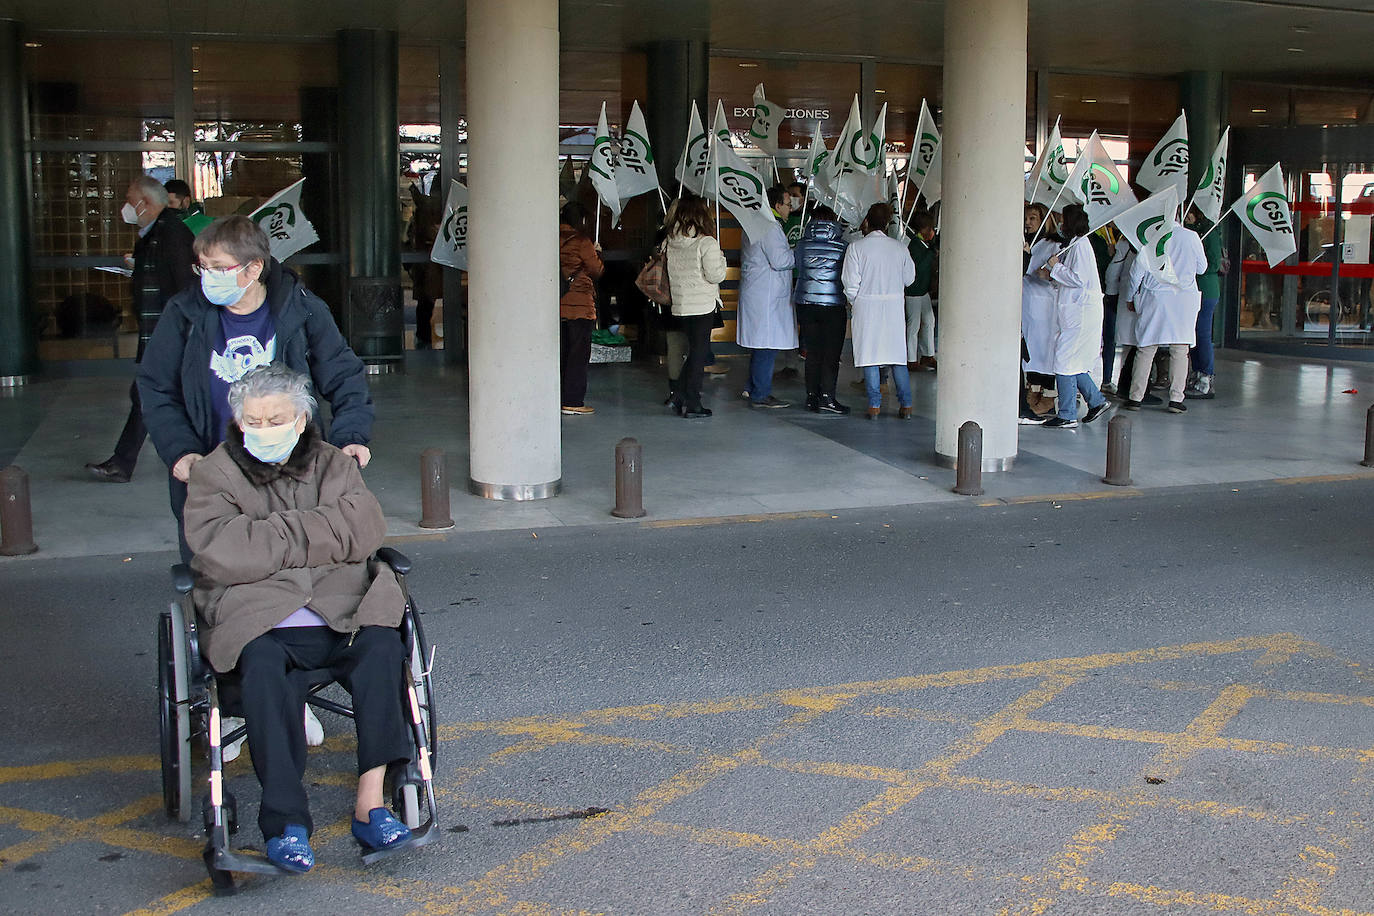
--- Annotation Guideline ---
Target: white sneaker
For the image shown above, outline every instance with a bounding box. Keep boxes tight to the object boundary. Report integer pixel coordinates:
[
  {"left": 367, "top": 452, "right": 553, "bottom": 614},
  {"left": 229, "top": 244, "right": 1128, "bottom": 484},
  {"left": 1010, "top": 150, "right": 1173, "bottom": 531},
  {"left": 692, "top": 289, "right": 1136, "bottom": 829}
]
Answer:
[
  {"left": 304, "top": 706, "right": 325, "bottom": 746},
  {"left": 220, "top": 716, "right": 246, "bottom": 763}
]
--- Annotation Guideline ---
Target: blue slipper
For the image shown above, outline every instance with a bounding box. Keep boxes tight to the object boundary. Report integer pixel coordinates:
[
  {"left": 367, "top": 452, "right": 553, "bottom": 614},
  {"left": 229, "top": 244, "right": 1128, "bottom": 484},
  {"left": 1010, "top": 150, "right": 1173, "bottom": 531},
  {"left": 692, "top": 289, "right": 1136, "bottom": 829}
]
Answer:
[
  {"left": 352, "top": 807, "right": 412, "bottom": 851},
  {"left": 266, "top": 824, "right": 314, "bottom": 873}
]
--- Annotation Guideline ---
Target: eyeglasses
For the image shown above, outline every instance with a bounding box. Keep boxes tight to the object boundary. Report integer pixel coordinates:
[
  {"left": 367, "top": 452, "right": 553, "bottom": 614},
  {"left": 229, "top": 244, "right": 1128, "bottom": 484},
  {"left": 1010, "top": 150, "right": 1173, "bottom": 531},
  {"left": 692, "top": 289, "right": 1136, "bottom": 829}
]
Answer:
[{"left": 193, "top": 262, "right": 245, "bottom": 278}]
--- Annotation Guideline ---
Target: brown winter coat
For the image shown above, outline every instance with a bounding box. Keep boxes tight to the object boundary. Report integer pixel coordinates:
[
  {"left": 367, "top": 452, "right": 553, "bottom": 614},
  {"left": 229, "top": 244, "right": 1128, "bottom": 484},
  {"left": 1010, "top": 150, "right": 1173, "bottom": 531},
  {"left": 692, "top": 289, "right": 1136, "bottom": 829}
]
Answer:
[
  {"left": 184, "top": 423, "right": 404, "bottom": 673},
  {"left": 559, "top": 224, "right": 604, "bottom": 321}
]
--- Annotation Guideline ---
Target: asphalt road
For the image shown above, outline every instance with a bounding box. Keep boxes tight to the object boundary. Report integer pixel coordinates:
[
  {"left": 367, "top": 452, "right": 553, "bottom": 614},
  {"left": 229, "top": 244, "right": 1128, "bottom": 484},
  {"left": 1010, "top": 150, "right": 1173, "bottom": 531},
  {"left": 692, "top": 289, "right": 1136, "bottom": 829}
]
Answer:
[{"left": 2, "top": 478, "right": 1373, "bottom": 915}]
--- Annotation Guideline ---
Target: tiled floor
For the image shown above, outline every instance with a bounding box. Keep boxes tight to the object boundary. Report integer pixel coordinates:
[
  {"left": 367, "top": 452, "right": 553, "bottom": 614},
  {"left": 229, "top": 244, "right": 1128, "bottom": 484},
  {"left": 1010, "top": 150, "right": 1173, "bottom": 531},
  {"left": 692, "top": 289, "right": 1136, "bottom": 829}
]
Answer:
[{"left": 3, "top": 348, "right": 1373, "bottom": 560}]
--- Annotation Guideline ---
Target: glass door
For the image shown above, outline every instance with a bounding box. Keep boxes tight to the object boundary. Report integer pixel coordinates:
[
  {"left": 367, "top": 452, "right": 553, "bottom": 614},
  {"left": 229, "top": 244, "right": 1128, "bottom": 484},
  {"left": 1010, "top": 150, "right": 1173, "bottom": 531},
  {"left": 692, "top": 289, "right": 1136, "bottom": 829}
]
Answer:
[{"left": 1237, "top": 162, "right": 1374, "bottom": 351}]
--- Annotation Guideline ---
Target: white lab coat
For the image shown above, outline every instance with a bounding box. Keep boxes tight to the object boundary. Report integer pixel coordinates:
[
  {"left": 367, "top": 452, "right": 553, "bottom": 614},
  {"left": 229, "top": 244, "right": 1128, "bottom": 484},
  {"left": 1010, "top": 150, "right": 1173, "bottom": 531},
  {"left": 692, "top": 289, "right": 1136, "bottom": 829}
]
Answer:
[
  {"left": 1116, "top": 247, "right": 1140, "bottom": 347},
  {"left": 737, "top": 219, "right": 797, "bottom": 350},
  {"left": 1127, "top": 225, "right": 1207, "bottom": 347},
  {"left": 1021, "top": 239, "right": 1060, "bottom": 375},
  {"left": 1048, "top": 236, "right": 1104, "bottom": 377},
  {"left": 842, "top": 230, "right": 916, "bottom": 367}
]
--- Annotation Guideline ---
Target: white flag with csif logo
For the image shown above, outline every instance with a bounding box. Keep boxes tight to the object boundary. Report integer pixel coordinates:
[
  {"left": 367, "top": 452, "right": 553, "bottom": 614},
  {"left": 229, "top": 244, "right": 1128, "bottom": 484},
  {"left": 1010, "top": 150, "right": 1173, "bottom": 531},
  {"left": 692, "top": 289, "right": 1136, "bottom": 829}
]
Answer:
[
  {"left": 803, "top": 123, "right": 833, "bottom": 202},
  {"left": 1065, "top": 130, "right": 1137, "bottom": 230},
  {"left": 590, "top": 102, "right": 623, "bottom": 224},
  {"left": 615, "top": 101, "right": 661, "bottom": 203},
  {"left": 909, "top": 98, "right": 942, "bottom": 205},
  {"left": 249, "top": 179, "right": 320, "bottom": 262},
  {"left": 1136, "top": 111, "right": 1190, "bottom": 207},
  {"left": 674, "top": 101, "right": 711, "bottom": 196},
  {"left": 429, "top": 180, "right": 469, "bottom": 271},
  {"left": 709, "top": 134, "right": 779, "bottom": 245},
  {"left": 1230, "top": 162, "right": 1295, "bottom": 268},
  {"left": 1113, "top": 185, "right": 1181, "bottom": 286},
  {"left": 749, "top": 83, "right": 781, "bottom": 156},
  {"left": 1029, "top": 117, "right": 1071, "bottom": 210},
  {"left": 1189, "top": 126, "right": 1230, "bottom": 223}
]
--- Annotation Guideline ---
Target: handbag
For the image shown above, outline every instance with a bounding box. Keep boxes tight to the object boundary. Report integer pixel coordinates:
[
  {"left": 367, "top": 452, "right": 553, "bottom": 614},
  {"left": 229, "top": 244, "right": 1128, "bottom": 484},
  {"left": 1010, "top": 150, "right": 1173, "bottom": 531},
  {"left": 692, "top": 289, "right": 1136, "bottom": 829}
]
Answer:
[{"left": 635, "top": 246, "right": 672, "bottom": 310}]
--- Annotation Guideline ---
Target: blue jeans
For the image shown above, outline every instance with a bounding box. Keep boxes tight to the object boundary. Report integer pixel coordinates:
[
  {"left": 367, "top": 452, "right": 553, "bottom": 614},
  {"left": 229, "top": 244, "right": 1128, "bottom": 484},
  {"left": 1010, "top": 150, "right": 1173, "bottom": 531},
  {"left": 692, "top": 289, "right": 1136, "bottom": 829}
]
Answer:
[
  {"left": 1055, "top": 373, "right": 1106, "bottom": 420},
  {"left": 1192, "top": 297, "right": 1217, "bottom": 376},
  {"left": 748, "top": 349, "right": 778, "bottom": 402},
  {"left": 863, "top": 365, "right": 911, "bottom": 409}
]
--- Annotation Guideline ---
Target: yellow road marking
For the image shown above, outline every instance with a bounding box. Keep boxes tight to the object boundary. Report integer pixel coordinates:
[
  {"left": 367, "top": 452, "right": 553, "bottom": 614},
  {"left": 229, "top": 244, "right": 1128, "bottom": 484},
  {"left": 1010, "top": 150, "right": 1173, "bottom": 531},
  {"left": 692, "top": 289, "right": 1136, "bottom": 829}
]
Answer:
[{"left": 0, "top": 755, "right": 158, "bottom": 785}]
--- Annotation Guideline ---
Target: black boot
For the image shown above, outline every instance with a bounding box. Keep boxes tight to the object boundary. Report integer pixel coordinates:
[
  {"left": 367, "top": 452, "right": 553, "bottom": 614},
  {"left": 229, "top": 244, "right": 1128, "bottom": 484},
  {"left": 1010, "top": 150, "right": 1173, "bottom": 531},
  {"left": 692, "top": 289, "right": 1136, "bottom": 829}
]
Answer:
[
  {"left": 805, "top": 394, "right": 820, "bottom": 412},
  {"left": 818, "top": 395, "right": 850, "bottom": 415},
  {"left": 664, "top": 379, "right": 684, "bottom": 415}
]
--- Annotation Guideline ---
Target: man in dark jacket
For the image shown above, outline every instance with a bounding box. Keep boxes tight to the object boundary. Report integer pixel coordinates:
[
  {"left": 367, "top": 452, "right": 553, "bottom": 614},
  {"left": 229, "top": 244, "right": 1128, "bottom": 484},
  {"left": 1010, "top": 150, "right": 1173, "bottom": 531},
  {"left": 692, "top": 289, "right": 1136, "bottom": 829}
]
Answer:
[
  {"left": 86, "top": 176, "right": 196, "bottom": 482},
  {"left": 138, "top": 215, "right": 374, "bottom": 562},
  {"left": 904, "top": 211, "right": 938, "bottom": 372},
  {"left": 792, "top": 206, "right": 850, "bottom": 414}
]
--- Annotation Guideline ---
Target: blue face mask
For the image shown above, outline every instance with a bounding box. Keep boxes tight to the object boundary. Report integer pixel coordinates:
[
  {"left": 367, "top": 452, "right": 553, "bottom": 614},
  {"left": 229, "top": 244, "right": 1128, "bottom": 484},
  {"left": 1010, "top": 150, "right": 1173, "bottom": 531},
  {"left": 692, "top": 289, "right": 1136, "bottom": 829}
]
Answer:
[
  {"left": 201, "top": 269, "right": 249, "bottom": 306},
  {"left": 242, "top": 421, "right": 301, "bottom": 464}
]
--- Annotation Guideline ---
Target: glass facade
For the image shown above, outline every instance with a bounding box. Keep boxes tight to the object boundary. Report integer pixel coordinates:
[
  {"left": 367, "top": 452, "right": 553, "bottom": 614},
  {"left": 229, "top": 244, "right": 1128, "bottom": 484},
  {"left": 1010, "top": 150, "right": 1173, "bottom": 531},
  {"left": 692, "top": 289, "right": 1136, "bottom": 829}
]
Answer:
[{"left": 17, "top": 32, "right": 1374, "bottom": 363}]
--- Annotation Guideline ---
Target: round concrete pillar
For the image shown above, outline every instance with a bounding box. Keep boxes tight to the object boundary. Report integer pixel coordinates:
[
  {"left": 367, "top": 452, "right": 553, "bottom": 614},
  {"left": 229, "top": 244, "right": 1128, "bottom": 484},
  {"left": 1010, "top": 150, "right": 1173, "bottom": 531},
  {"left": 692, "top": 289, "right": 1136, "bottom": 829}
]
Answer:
[
  {"left": 935, "top": 0, "right": 1027, "bottom": 470},
  {"left": 466, "top": 0, "right": 562, "bottom": 499}
]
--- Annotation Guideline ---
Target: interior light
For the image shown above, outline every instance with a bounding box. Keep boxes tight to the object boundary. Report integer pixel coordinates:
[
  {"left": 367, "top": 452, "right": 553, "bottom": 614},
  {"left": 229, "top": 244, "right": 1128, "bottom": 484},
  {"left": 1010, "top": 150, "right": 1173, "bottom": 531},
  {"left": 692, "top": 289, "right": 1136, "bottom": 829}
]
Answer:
[
  {"left": 1081, "top": 98, "right": 1098, "bottom": 104},
  {"left": 1287, "top": 47, "right": 1305, "bottom": 53},
  {"left": 1251, "top": 108, "right": 1267, "bottom": 113},
  {"left": 875, "top": 89, "right": 886, "bottom": 94},
  {"left": 23, "top": 41, "right": 41, "bottom": 48},
  {"left": 738, "top": 62, "right": 759, "bottom": 68}
]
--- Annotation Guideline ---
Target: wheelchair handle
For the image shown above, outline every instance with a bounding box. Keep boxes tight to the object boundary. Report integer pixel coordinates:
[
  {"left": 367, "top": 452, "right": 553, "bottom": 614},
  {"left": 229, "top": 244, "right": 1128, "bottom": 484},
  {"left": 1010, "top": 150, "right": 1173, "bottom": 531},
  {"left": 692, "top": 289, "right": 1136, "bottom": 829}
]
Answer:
[
  {"left": 170, "top": 564, "right": 195, "bottom": 595},
  {"left": 375, "top": 547, "right": 412, "bottom": 576}
]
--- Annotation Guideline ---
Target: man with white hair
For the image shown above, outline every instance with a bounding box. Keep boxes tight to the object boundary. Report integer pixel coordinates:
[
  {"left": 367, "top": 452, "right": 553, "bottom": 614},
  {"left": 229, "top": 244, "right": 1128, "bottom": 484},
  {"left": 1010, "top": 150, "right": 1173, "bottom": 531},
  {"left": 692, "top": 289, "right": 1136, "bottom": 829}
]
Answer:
[{"left": 86, "top": 175, "right": 196, "bottom": 482}]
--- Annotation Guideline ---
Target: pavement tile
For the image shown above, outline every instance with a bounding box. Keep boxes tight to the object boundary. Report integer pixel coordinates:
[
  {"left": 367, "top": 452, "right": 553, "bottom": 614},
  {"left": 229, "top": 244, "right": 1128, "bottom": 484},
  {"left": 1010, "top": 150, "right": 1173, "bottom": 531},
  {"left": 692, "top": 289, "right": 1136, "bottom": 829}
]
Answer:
[
  {"left": 1027, "top": 672, "right": 1225, "bottom": 734},
  {"left": 1224, "top": 695, "right": 1374, "bottom": 749},
  {"left": 763, "top": 708, "right": 971, "bottom": 772}
]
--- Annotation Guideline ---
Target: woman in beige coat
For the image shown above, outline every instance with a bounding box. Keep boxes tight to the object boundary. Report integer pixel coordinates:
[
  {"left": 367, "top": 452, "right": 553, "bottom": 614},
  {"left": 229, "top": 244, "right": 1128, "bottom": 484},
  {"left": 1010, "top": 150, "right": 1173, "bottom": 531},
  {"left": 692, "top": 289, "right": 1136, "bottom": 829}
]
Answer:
[
  {"left": 663, "top": 195, "right": 728, "bottom": 418},
  {"left": 184, "top": 364, "right": 414, "bottom": 872}
]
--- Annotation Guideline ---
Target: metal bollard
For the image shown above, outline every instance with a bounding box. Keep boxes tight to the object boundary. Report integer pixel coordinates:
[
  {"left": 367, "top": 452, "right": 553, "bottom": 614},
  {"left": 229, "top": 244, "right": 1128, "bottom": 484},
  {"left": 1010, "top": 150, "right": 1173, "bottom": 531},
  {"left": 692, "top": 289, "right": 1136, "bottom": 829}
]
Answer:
[
  {"left": 952, "top": 421, "right": 984, "bottom": 496},
  {"left": 611, "top": 438, "right": 647, "bottom": 518},
  {"left": 418, "top": 448, "right": 454, "bottom": 529},
  {"left": 1363, "top": 404, "right": 1374, "bottom": 468},
  {"left": 1103, "top": 414, "right": 1134, "bottom": 486},
  {"left": 0, "top": 466, "right": 38, "bottom": 556}
]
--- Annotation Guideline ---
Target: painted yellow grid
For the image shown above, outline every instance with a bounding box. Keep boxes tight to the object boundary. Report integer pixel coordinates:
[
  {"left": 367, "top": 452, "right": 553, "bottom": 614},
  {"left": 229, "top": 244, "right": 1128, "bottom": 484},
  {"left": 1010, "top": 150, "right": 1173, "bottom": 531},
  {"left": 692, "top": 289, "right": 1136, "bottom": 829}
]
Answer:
[{"left": 1, "top": 632, "right": 1372, "bottom": 915}]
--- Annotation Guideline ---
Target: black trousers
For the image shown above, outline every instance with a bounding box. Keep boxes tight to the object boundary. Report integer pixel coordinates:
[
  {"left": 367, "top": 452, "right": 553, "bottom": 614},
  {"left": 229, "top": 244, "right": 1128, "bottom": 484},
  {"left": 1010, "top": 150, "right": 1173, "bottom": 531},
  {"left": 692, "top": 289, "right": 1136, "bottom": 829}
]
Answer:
[
  {"left": 560, "top": 318, "right": 594, "bottom": 408},
  {"left": 168, "top": 474, "right": 191, "bottom": 564},
  {"left": 415, "top": 297, "right": 435, "bottom": 347},
  {"left": 237, "top": 626, "right": 411, "bottom": 840},
  {"left": 678, "top": 313, "right": 715, "bottom": 412},
  {"left": 112, "top": 380, "right": 147, "bottom": 475},
  {"left": 796, "top": 304, "right": 846, "bottom": 399}
]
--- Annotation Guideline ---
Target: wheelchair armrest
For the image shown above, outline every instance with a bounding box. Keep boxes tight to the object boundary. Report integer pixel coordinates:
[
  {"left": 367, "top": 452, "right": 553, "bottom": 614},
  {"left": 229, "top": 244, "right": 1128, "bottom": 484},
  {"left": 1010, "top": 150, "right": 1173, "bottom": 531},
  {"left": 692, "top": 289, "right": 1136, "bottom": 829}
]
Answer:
[
  {"left": 375, "top": 547, "right": 412, "bottom": 576},
  {"left": 170, "top": 564, "right": 195, "bottom": 595}
]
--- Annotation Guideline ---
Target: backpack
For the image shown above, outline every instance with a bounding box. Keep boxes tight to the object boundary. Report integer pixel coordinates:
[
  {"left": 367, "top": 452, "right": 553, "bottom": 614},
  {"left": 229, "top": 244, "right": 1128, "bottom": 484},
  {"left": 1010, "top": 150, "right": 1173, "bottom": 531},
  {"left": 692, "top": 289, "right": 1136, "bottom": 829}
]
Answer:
[{"left": 635, "top": 245, "right": 672, "bottom": 310}]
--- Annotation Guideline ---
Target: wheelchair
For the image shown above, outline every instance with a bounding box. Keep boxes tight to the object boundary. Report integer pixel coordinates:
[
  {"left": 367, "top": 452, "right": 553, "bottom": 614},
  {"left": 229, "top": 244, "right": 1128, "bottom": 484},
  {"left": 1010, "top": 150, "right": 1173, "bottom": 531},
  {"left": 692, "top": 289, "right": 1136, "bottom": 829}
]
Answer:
[{"left": 156, "top": 547, "right": 439, "bottom": 894}]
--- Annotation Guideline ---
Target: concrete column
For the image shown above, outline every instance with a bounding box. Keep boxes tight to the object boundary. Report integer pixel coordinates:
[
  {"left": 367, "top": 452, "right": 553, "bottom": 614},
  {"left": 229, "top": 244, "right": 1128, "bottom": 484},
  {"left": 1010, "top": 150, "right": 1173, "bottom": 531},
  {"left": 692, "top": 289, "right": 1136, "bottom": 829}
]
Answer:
[
  {"left": 338, "top": 29, "right": 402, "bottom": 371},
  {"left": 439, "top": 40, "right": 466, "bottom": 365},
  {"left": 0, "top": 20, "right": 36, "bottom": 384},
  {"left": 1180, "top": 71, "right": 1224, "bottom": 198},
  {"left": 935, "top": 0, "right": 1027, "bottom": 470},
  {"left": 645, "top": 40, "right": 708, "bottom": 190},
  {"left": 466, "top": 0, "right": 561, "bottom": 499}
]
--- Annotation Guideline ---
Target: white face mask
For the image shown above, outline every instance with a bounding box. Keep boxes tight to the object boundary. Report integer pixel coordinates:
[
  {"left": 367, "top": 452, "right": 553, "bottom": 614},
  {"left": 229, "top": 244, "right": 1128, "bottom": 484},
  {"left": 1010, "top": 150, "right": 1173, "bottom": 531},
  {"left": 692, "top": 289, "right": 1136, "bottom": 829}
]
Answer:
[
  {"left": 790, "top": 195, "right": 804, "bottom": 210},
  {"left": 121, "top": 201, "right": 142, "bottom": 226},
  {"left": 242, "top": 420, "right": 301, "bottom": 464}
]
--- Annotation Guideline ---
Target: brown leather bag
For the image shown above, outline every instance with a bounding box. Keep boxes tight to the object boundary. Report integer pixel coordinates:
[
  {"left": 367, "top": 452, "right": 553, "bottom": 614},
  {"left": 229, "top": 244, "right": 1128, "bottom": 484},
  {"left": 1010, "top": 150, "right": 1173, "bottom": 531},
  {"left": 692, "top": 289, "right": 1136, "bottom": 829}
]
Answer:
[{"left": 635, "top": 246, "right": 672, "bottom": 309}]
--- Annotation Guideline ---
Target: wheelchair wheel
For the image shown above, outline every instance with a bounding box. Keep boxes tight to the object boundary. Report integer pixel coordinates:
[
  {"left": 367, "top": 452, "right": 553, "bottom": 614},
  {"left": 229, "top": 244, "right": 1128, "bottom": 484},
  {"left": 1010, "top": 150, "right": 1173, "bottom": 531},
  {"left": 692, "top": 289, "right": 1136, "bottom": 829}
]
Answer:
[
  {"left": 158, "top": 607, "right": 193, "bottom": 822},
  {"left": 400, "top": 782, "right": 421, "bottom": 829},
  {"left": 406, "top": 601, "right": 438, "bottom": 765}
]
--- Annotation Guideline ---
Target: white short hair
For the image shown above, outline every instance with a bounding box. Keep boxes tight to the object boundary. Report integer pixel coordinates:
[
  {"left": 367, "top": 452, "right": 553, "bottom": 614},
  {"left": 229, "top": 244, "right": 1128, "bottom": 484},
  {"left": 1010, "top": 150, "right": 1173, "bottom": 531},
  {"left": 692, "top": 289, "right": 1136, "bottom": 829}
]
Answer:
[{"left": 227, "top": 364, "right": 317, "bottom": 423}]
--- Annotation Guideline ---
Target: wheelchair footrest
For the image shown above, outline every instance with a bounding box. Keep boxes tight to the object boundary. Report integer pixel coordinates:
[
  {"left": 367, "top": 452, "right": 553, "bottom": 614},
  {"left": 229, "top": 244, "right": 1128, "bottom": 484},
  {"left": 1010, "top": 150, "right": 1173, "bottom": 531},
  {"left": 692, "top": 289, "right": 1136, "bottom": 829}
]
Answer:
[{"left": 359, "top": 820, "right": 438, "bottom": 866}]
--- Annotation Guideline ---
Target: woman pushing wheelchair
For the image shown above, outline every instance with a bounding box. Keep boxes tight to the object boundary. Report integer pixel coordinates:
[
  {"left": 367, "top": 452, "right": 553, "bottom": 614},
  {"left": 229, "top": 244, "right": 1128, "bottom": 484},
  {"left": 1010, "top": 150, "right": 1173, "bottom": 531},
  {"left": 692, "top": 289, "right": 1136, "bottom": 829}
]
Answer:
[{"left": 183, "top": 363, "right": 414, "bottom": 872}]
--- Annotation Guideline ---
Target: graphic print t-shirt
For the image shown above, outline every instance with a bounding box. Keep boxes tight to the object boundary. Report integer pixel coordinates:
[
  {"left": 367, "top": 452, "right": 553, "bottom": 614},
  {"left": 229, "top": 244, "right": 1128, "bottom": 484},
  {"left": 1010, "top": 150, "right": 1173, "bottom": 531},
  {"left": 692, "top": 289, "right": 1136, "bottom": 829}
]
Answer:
[{"left": 209, "top": 305, "right": 276, "bottom": 445}]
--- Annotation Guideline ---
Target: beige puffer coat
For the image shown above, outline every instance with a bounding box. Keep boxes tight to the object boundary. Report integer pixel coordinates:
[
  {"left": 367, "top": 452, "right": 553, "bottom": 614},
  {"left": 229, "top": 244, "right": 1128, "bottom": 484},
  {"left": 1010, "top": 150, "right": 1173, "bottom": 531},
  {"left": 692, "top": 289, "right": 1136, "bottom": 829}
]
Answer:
[
  {"left": 184, "top": 423, "right": 403, "bottom": 673},
  {"left": 664, "top": 231, "right": 728, "bottom": 317}
]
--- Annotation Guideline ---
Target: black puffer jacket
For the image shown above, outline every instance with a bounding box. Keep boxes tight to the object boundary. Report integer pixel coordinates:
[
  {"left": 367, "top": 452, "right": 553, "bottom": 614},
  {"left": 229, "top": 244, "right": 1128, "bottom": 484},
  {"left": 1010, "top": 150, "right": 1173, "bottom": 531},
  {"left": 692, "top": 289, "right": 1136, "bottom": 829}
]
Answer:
[{"left": 793, "top": 219, "right": 849, "bottom": 306}]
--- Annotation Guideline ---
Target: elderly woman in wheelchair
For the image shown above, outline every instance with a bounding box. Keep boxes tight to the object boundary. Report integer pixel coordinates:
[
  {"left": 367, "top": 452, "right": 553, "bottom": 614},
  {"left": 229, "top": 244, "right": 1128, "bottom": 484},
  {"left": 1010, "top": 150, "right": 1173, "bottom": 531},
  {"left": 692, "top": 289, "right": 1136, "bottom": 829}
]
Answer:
[{"left": 180, "top": 363, "right": 426, "bottom": 874}]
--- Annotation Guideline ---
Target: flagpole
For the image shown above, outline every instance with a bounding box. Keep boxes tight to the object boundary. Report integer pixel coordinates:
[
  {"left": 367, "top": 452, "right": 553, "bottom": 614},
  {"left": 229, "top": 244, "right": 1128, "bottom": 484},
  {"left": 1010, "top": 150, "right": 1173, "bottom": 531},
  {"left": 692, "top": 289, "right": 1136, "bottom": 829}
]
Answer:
[
  {"left": 594, "top": 200, "right": 601, "bottom": 246},
  {"left": 1030, "top": 177, "right": 1072, "bottom": 248},
  {"left": 673, "top": 130, "right": 690, "bottom": 201},
  {"left": 1198, "top": 210, "right": 1230, "bottom": 243}
]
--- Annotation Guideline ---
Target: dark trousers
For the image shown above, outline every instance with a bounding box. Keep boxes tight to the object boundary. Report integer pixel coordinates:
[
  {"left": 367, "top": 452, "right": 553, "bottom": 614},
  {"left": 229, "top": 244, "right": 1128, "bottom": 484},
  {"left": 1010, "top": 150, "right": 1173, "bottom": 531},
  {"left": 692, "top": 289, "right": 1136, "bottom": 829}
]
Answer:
[
  {"left": 237, "top": 626, "right": 411, "bottom": 840},
  {"left": 1102, "top": 295, "right": 1119, "bottom": 384},
  {"left": 796, "top": 304, "right": 846, "bottom": 399},
  {"left": 679, "top": 313, "right": 715, "bottom": 412},
  {"left": 560, "top": 318, "right": 594, "bottom": 408},
  {"left": 112, "top": 380, "right": 147, "bottom": 475},
  {"left": 415, "top": 298, "right": 435, "bottom": 347},
  {"left": 169, "top": 474, "right": 191, "bottom": 564}
]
